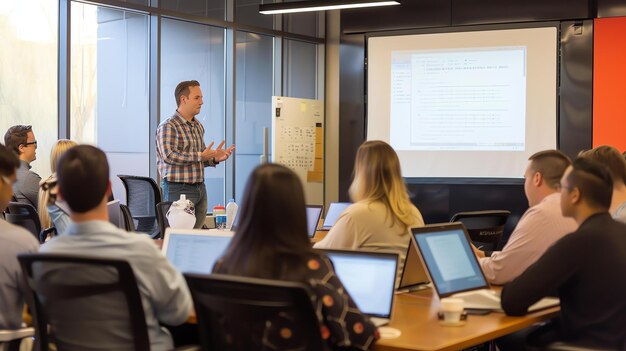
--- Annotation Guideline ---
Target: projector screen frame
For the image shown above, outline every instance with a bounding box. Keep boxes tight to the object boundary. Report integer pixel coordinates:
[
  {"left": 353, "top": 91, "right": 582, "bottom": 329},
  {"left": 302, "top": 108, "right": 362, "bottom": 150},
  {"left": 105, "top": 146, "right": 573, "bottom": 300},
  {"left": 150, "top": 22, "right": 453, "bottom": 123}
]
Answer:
[{"left": 365, "top": 22, "right": 561, "bottom": 184}]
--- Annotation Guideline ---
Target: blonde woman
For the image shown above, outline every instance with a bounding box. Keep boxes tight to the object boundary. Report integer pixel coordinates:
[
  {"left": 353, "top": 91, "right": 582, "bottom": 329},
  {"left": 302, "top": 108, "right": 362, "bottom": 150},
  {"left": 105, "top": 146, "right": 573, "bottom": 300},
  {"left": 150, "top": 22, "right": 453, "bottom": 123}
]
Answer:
[
  {"left": 314, "top": 140, "right": 425, "bottom": 282},
  {"left": 38, "top": 139, "right": 77, "bottom": 234}
]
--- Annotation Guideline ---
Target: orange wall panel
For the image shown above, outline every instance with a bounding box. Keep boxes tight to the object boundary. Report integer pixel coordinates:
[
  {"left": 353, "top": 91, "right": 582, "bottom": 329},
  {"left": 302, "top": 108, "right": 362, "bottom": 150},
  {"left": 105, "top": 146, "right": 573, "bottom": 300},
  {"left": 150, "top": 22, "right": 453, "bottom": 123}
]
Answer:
[{"left": 593, "top": 17, "right": 626, "bottom": 152}]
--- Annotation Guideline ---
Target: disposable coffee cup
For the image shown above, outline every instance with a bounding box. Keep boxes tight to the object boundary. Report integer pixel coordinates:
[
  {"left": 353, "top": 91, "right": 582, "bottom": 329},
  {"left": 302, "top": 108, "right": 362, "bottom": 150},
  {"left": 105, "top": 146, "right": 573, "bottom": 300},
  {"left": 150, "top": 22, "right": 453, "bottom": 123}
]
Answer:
[{"left": 440, "top": 298, "right": 464, "bottom": 323}]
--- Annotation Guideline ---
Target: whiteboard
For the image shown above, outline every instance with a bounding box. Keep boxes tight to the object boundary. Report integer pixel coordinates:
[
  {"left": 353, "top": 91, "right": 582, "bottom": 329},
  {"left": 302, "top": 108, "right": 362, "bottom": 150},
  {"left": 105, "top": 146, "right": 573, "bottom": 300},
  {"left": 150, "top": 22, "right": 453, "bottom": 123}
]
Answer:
[{"left": 271, "top": 96, "right": 324, "bottom": 205}]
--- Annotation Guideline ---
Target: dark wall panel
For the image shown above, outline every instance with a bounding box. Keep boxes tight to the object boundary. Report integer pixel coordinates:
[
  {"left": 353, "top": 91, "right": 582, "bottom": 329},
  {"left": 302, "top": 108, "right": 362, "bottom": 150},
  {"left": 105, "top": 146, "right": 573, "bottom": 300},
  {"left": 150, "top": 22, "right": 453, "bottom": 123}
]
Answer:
[
  {"left": 559, "top": 20, "right": 594, "bottom": 158},
  {"left": 451, "top": 0, "right": 591, "bottom": 25},
  {"left": 597, "top": 0, "right": 626, "bottom": 18},
  {"left": 338, "top": 33, "right": 366, "bottom": 200},
  {"left": 341, "top": 0, "right": 451, "bottom": 34},
  {"left": 408, "top": 182, "right": 528, "bottom": 241}
]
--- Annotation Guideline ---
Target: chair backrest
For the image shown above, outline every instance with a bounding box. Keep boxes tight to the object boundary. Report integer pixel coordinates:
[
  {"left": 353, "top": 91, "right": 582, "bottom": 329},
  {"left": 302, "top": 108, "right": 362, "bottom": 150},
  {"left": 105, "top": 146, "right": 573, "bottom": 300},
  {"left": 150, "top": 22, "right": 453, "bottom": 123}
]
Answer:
[
  {"left": 5, "top": 202, "right": 41, "bottom": 239},
  {"left": 184, "top": 273, "right": 327, "bottom": 351},
  {"left": 118, "top": 175, "right": 161, "bottom": 238},
  {"left": 17, "top": 253, "right": 150, "bottom": 351},
  {"left": 155, "top": 201, "right": 173, "bottom": 239},
  {"left": 119, "top": 204, "right": 136, "bottom": 232},
  {"left": 450, "top": 210, "right": 511, "bottom": 252}
]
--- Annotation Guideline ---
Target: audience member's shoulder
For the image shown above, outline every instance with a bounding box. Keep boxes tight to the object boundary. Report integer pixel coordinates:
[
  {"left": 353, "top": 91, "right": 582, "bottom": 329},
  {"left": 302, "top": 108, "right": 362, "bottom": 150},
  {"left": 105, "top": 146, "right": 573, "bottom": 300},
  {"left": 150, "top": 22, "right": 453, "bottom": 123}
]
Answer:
[
  {"left": 345, "top": 200, "right": 382, "bottom": 217},
  {"left": 0, "top": 219, "right": 39, "bottom": 250}
]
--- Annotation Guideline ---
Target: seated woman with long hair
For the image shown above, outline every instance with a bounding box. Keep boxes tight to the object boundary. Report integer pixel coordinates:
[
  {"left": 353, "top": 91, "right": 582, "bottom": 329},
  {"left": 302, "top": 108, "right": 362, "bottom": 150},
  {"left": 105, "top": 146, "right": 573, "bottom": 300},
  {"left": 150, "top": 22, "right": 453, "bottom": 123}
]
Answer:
[
  {"left": 314, "top": 140, "right": 424, "bottom": 282},
  {"left": 38, "top": 139, "right": 77, "bottom": 235},
  {"left": 214, "top": 163, "right": 377, "bottom": 350}
]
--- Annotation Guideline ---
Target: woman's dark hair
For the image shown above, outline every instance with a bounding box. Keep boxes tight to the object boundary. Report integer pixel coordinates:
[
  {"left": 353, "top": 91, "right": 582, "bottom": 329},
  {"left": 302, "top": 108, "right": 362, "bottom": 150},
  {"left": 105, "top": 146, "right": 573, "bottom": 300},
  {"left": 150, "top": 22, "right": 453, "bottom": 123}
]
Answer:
[{"left": 215, "top": 163, "right": 313, "bottom": 280}]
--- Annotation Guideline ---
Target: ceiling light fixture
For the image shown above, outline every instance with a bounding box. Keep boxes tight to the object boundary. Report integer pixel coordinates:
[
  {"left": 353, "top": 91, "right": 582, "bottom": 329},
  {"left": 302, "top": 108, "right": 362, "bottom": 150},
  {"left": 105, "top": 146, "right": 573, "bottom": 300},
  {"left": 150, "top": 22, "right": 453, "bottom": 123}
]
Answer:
[{"left": 259, "top": 0, "right": 400, "bottom": 15}]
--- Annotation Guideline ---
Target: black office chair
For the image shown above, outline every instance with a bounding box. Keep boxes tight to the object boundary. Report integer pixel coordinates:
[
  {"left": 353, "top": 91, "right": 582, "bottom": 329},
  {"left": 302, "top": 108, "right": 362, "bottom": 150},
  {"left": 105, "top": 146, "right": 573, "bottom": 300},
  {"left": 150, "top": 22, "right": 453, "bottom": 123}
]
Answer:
[
  {"left": 17, "top": 253, "right": 151, "bottom": 351},
  {"left": 118, "top": 175, "right": 161, "bottom": 238},
  {"left": 0, "top": 327, "right": 34, "bottom": 351},
  {"left": 184, "top": 273, "right": 328, "bottom": 351},
  {"left": 156, "top": 201, "right": 173, "bottom": 239},
  {"left": 120, "top": 204, "right": 136, "bottom": 232},
  {"left": 450, "top": 210, "right": 511, "bottom": 253},
  {"left": 5, "top": 202, "right": 41, "bottom": 240}
]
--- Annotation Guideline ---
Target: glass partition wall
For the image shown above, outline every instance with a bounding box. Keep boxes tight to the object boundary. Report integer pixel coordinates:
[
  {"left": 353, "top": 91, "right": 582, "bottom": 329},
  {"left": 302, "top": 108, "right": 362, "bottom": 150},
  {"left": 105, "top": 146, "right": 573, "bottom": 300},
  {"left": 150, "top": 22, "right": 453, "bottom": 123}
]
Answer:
[{"left": 0, "top": 0, "right": 324, "bottom": 212}]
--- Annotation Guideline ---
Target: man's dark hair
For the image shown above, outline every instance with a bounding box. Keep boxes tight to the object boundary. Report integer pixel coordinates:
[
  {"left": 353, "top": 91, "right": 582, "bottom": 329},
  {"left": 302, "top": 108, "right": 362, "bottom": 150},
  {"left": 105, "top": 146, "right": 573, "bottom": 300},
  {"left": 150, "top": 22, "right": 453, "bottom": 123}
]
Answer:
[
  {"left": 567, "top": 157, "right": 613, "bottom": 210},
  {"left": 579, "top": 146, "right": 626, "bottom": 186},
  {"left": 57, "top": 145, "right": 109, "bottom": 213},
  {"left": 528, "top": 150, "right": 572, "bottom": 189},
  {"left": 174, "top": 80, "right": 200, "bottom": 107},
  {"left": 0, "top": 143, "right": 20, "bottom": 177},
  {"left": 4, "top": 125, "right": 33, "bottom": 155}
]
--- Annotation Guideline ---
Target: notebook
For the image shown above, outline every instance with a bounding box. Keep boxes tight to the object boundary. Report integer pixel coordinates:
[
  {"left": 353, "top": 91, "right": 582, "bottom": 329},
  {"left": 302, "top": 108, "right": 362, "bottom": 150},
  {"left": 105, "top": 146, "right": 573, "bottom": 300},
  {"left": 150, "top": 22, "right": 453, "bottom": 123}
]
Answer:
[
  {"left": 306, "top": 205, "right": 323, "bottom": 238},
  {"left": 162, "top": 228, "right": 234, "bottom": 275},
  {"left": 411, "top": 222, "right": 559, "bottom": 312},
  {"left": 320, "top": 249, "right": 398, "bottom": 326},
  {"left": 320, "top": 202, "right": 351, "bottom": 230},
  {"left": 397, "top": 235, "right": 430, "bottom": 291}
]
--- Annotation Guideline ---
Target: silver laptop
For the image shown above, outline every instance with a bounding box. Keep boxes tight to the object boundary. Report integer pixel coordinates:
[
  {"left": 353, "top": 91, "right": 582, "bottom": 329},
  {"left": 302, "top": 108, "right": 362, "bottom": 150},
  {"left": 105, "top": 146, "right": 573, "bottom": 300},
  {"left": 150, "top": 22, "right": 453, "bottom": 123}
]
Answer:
[
  {"left": 107, "top": 200, "right": 123, "bottom": 229},
  {"left": 162, "top": 228, "right": 234, "bottom": 275},
  {"left": 411, "top": 222, "right": 559, "bottom": 312},
  {"left": 320, "top": 249, "right": 398, "bottom": 326},
  {"left": 320, "top": 202, "right": 351, "bottom": 230},
  {"left": 397, "top": 235, "right": 430, "bottom": 291},
  {"left": 306, "top": 205, "right": 323, "bottom": 238}
]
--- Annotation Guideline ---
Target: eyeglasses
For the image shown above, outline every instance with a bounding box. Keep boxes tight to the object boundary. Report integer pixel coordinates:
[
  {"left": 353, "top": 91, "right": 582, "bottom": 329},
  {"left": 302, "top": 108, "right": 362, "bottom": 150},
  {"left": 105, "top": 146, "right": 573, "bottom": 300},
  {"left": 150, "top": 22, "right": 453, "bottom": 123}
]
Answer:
[{"left": 23, "top": 141, "right": 38, "bottom": 147}]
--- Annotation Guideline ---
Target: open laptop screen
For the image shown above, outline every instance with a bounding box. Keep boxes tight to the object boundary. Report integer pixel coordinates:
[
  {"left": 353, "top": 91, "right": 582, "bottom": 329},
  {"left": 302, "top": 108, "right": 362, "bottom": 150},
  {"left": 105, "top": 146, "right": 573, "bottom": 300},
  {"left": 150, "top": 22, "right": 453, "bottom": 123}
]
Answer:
[
  {"left": 321, "top": 202, "right": 351, "bottom": 229},
  {"left": 320, "top": 249, "right": 397, "bottom": 318},
  {"left": 107, "top": 200, "right": 123, "bottom": 229},
  {"left": 412, "top": 223, "right": 489, "bottom": 297},
  {"left": 162, "top": 229, "right": 233, "bottom": 275},
  {"left": 306, "top": 205, "right": 323, "bottom": 238}
]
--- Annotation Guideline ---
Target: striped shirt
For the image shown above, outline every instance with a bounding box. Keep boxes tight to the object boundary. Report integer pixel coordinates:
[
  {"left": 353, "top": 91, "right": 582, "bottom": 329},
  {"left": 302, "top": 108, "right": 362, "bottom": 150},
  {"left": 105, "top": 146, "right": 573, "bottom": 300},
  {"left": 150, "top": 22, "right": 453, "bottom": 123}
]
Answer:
[{"left": 156, "top": 111, "right": 215, "bottom": 184}]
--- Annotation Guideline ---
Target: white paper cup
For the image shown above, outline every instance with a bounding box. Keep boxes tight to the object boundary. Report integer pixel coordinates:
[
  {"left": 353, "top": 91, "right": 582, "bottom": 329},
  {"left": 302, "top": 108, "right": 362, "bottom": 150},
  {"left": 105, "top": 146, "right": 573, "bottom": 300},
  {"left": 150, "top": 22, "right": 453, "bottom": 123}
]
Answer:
[{"left": 440, "top": 298, "right": 464, "bottom": 323}]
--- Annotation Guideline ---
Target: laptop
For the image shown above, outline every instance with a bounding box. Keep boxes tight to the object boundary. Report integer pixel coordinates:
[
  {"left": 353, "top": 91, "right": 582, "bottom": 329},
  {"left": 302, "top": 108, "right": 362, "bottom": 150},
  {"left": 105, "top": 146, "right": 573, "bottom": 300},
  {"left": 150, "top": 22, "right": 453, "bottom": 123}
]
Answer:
[
  {"left": 320, "top": 202, "right": 351, "bottom": 230},
  {"left": 162, "top": 228, "right": 234, "bottom": 275},
  {"left": 397, "top": 235, "right": 430, "bottom": 291},
  {"left": 306, "top": 205, "right": 323, "bottom": 238},
  {"left": 319, "top": 249, "right": 398, "bottom": 326},
  {"left": 411, "top": 222, "right": 559, "bottom": 312},
  {"left": 107, "top": 200, "right": 123, "bottom": 229}
]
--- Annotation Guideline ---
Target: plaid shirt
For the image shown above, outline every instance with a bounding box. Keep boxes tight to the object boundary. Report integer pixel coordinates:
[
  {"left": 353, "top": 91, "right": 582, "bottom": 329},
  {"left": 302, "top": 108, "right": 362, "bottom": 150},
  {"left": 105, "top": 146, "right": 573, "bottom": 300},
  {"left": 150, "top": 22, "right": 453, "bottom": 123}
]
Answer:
[{"left": 156, "top": 111, "right": 215, "bottom": 184}]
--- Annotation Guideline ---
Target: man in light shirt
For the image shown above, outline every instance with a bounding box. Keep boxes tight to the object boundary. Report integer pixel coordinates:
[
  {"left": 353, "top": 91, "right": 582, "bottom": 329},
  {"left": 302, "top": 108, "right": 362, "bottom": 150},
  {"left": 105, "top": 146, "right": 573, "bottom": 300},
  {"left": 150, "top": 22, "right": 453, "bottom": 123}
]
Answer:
[
  {"left": 476, "top": 150, "right": 578, "bottom": 284},
  {"left": 41, "top": 145, "right": 192, "bottom": 350}
]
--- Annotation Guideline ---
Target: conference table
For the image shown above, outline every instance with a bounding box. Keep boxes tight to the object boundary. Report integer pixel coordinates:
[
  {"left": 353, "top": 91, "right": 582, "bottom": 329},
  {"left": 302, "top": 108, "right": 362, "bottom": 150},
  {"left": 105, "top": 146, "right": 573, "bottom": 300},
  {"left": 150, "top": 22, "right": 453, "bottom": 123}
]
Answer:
[
  {"left": 374, "top": 288, "right": 558, "bottom": 351},
  {"left": 310, "top": 229, "right": 558, "bottom": 351}
]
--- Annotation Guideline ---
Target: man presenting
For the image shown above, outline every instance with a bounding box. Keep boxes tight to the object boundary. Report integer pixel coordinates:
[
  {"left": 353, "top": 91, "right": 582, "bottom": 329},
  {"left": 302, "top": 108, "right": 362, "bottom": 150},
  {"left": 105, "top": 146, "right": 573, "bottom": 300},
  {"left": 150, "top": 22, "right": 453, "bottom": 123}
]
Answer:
[
  {"left": 156, "top": 80, "right": 235, "bottom": 228},
  {"left": 477, "top": 150, "right": 578, "bottom": 284}
]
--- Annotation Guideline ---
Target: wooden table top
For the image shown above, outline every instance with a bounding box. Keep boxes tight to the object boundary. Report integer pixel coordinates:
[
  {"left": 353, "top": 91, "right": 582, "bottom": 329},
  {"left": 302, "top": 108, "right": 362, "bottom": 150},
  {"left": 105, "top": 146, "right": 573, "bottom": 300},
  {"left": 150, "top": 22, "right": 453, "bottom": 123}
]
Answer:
[{"left": 374, "top": 288, "right": 559, "bottom": 351}]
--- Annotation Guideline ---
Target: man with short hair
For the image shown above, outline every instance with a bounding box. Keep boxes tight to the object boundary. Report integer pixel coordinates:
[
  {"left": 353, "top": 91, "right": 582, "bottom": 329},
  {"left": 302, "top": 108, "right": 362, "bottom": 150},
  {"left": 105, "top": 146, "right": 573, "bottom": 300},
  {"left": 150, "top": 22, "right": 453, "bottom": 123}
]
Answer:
[
  {"left": 41, "top": 145, "right": 192, "bottom": 350},
  {"left": 4, "top": 125, "right": 41, "bottom": 207},
  {"left": 156, "top": 80, "right": 235, "bottom": 228},
  {"left": 501, "top": 157, "right": 626, "bottom": 349},
  {"left": 477, "top": 150, "right": 578, "bottom": 284},
  {"left": 0, "top": 143, "right": 39, "bottom": 329}
]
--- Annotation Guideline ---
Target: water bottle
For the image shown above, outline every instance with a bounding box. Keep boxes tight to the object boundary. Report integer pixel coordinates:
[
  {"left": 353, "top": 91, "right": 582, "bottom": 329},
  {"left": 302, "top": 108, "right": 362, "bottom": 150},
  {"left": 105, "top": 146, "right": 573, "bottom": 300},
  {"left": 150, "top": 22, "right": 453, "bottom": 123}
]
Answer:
[
  {"left": 226, "top": 199, "right": 238, "bottom": 230},
  {"left": 213, "top": 204, "right": 226, "bottom": 230}
]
